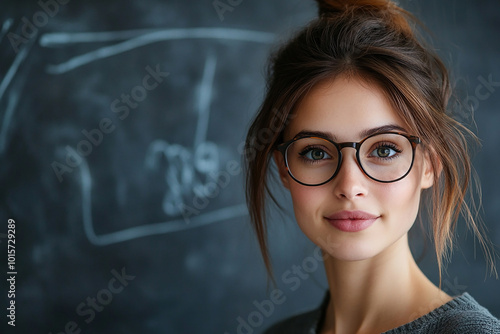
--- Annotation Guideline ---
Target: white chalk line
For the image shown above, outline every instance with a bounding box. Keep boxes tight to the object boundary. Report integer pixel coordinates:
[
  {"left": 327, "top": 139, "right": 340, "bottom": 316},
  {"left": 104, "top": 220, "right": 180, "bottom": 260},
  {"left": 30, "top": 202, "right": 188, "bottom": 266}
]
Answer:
[
  {"left": 0, "top": 38, "right": 34, "bottom": 154},
  {"left": 42, "top": 28, "right": 275, "bottom": 74},
  {"left": 194, "top": 52, "right": 217, "bottom": 148},
  {"left": 75, "top": 147, "right": 247, "bottom": 246},
  {"left": 0, "top": 18, "right": 14, "bottom": 44}
]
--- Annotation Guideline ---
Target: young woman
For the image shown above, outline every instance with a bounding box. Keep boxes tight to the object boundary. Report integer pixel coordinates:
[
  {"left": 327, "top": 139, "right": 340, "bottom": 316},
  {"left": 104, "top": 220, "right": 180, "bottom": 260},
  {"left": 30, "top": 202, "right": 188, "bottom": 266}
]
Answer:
[{"left": 244, "top": 0, "right": 500, "bottom": 333}]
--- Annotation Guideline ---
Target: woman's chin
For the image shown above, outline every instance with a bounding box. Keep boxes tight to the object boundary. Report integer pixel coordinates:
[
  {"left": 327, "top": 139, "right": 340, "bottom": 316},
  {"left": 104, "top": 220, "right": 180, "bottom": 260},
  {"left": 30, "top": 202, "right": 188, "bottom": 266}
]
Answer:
[
  {"left": 324, "top": 246, "right": 380, "bottom": 262},
  {"left": 311, "top": 232, "right": 384, "bottom": 262}
]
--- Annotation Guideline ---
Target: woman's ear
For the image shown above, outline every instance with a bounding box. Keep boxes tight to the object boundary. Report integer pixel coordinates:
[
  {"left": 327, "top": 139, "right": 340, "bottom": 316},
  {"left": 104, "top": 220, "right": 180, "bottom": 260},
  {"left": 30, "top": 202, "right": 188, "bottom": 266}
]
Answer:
[
  {"left": 421, "top": 148, "right": 442, "bottom": 190},
  {"left": 273, "top": 150, "right": 290, "bottom": 189}
]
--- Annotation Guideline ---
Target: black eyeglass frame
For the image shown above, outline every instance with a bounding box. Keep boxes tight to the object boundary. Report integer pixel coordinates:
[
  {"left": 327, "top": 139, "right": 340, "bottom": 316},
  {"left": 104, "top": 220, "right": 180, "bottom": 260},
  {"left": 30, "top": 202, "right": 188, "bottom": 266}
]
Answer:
[{"left": 276, "top": 131, "right": 421, "bottom": 186}]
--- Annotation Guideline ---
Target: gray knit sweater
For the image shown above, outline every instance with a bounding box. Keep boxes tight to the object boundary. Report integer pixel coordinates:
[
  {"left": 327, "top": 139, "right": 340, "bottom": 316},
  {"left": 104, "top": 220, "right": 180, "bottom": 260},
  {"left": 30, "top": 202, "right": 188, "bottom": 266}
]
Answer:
[{"left": 264, "top": 293, "right": 500, "bottom": 333}]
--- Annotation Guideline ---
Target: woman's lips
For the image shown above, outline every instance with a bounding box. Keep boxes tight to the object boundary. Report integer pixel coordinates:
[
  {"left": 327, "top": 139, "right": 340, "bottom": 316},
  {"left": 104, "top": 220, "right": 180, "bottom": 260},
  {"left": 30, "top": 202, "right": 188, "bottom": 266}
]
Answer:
[{"left": 325, "top": 210, "right": 379, "bottom": 232}]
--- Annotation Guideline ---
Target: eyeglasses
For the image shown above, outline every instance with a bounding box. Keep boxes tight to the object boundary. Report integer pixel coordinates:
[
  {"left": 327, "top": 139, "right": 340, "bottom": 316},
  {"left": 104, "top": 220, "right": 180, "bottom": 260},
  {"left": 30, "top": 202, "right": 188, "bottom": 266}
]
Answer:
[{"left": 276, "top": 132, "right": 421, "bottom": 186}]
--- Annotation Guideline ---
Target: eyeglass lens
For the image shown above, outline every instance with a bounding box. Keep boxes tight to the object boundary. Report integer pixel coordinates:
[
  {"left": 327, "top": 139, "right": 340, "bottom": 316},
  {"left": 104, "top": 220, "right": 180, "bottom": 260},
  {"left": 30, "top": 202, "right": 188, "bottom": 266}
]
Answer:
[{"left": 285, "top": 133, "right": 414, "bottom": 185}]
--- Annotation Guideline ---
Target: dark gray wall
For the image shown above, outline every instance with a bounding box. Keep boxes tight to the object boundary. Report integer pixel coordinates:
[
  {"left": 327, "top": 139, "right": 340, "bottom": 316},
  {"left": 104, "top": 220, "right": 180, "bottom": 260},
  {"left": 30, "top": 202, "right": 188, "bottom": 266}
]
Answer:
[{"left": 0, "top": 0, "right": 498, "bottom": 333}]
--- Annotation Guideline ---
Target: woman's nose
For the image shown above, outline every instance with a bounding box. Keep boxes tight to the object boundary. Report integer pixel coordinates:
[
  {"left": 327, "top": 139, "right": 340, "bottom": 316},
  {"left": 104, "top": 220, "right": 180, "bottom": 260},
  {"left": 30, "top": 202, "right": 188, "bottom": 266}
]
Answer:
[{"left": 331, "top": 148, "right": 368, "bottom": 200}]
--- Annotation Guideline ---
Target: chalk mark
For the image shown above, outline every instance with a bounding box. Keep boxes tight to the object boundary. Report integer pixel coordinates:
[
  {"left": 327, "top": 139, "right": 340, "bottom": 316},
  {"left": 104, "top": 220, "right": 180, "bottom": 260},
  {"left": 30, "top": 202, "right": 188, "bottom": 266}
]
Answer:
[
  {"left": 0, "top": 38, "right": 34, "bottom": 154},
  {"left": 145, "top": 52, "right": 221, "bottom": 217},
  {"left": 0, "top": 90, "right": 20, "bottom": 153},
  {"left": 48, "top": 29, "right": 267, "bottom": 244},
  {"left": 0, "top": 18, "right": 14, "bottom": 44},
  {"left": 0, "top": 37, "right": 33, "bottom": 103},
  {"left": 194, "top": 52, "right": 216, "bottom": 149},
  {"left": 40, "top": 27, "right": 165, "bottom": 46},
  {"left": 75, "top": 147, "right": 247, "bottom": 246},
  {"left": 42, "top": 28, "right": 275, "bottom": 74}
]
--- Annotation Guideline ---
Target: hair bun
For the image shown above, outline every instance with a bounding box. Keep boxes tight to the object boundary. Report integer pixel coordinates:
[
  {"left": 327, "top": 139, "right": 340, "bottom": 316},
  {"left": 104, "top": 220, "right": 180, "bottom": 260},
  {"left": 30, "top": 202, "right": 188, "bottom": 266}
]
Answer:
[
  {"left": 315, "top": 0, "right": 413, "bottom": 35},
  {"left": 315, "top": 0, "right": 394, "bottom": 16}
]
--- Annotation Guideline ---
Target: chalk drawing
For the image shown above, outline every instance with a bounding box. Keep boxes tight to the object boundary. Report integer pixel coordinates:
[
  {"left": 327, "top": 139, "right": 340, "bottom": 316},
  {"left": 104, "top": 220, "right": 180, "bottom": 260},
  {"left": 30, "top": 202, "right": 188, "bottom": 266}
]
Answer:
[
  {"left": 0, "top": 18, "right": 13, "bottom": 44},
  {"left": 0, "top": 35, "right": 34, "bottom": 155},
  {"left": 145, "top": 53, "right": 220, "bottom": 217},
  {"left": 39, "top": 27, "right": 273, "bottom": 244},
  {"left": 194, "top": 52, "right": 216, "bottom": 148},
  {"left": 0, "top": 90, "right": 21, "bottom": 153},
  {"left": 74, "top": 145, "right": 247, "bottom": 246},
  {"left": 41, "top": 28, "right": 274, "bottom": 74},
  {"left": 0, "top": 36, "right": 33, "bottom": 102}
]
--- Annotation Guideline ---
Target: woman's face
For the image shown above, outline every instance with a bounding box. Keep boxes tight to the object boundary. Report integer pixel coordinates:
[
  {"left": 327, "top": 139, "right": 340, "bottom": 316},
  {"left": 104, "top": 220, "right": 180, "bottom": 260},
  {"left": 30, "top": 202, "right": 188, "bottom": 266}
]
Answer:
[{"left": 275, "top": 77, "right": 435, "bottom": 261}]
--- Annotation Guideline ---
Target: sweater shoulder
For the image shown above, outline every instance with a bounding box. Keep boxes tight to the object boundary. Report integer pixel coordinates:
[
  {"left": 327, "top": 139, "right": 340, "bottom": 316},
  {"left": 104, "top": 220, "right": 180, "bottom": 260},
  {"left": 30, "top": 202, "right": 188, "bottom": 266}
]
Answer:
[
  {"left": 387, "top": 293, "right": 500, "bottom": 334},
  {"left": 438, "top": 305, "right": 500, "bottom": 333}
]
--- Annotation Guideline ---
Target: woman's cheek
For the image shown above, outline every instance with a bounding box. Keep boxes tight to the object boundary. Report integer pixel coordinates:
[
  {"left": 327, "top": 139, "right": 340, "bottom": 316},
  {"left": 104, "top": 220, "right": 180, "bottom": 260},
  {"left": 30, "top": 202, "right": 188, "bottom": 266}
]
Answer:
[
  {"left": 288, "top": 184, "right": 330, "bottom": 232},
  {"left": 377, "top": 178, "right": 422, "bottom": 232}
]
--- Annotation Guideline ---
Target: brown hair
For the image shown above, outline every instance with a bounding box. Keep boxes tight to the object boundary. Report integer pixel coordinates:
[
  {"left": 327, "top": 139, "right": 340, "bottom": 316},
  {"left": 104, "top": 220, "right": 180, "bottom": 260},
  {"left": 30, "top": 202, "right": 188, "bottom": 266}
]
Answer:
[{"left": 244, "top": 0, "right": 496, "bottom": 281}]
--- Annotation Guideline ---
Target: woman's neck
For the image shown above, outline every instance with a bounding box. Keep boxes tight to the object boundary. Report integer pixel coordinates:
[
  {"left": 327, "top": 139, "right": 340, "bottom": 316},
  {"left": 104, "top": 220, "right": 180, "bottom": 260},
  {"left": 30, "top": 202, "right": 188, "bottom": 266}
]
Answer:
[{"left": 320, "top": 234, "right": 451, "bottom": 334}]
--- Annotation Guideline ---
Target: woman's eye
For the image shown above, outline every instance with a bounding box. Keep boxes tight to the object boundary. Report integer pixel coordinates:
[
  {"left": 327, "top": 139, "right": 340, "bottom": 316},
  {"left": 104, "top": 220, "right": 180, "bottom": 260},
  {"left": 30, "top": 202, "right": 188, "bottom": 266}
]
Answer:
[
  {"left": 370, "top": 146, "right": 397, "bottom": 158},
  {"left": 303, "top": 149, "right": 330, "bottom": 160}
]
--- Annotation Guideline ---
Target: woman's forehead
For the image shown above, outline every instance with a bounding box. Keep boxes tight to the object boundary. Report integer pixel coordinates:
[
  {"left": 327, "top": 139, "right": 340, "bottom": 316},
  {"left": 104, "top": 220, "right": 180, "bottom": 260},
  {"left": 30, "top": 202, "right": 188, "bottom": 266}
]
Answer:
[{"left": 285, "top": 76, "right": 409, "bottom": 141}]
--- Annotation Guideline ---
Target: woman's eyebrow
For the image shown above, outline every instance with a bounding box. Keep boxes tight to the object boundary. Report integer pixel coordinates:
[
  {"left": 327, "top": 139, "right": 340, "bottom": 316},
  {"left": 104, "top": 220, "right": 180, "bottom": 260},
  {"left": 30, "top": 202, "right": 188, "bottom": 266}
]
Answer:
[
  {"left": 293, "top": 124, "right": 408, "bottom": 142},
  {"left": 359, "top": 124, "right": 408, "bottom": 138},
  {"left": 293, "top": 130, "right": 336, "bottom": 141}
]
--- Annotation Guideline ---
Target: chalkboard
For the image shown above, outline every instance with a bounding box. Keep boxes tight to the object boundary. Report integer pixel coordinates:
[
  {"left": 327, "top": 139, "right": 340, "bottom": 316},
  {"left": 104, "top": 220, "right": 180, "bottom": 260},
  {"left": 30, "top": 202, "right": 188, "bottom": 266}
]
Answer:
[{"left": 0, "top": 0, "right": 498, "bottom": 333}]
